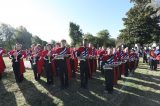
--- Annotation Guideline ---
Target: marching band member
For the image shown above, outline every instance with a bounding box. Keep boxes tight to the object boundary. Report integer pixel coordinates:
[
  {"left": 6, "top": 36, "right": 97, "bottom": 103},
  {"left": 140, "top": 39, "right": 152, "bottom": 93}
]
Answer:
[
  {"left": 115, "top": 47, "right": 121, "bottom": 80},
  {"left": 112, "top": 48, "right": 119, "bottom": 85},
  {"left": 98, "top": 46, "right": 107, "bottom": 75},
  {"left": 88, "top": 43, "right": 97, "bottom": 77},
  {"left": 143, "top": 47, "right": 148, "bottom": 63},
  {"left": 150, "top": 46, "right": 157, "bottom": 70},
  {"left": 97, "top": 47, "right": 102, "bottom": 70},
  {"left": 102, "top": 48, "right": 116, "bottom": 94},
  {"left": 135, "top": 47, "right": 139, "bottom": 67},
  {"left": 52, "top": 42, "right": 61, "bottom": 76},
  {"left": 77, "top": 38, "right": 91, "bottom": 89},
  {"left": 119, "top": 46, "right": 125, "bottom": 76},
  {"left": 0, "top": 47, "right": 6, "bottom": 80},
  {"left": 28, "top": 44, "right": 36, "bottom": 66},
  {"left": 70, "top": 47, "right": 78, "bottom": 78},
  {"left": 43, "top": 44, "right": 55, "bottom": 85},
  {"left": 129, "top": 49, "right": 136, "bottom": 73},
  {"left": 123, "top": 47, "right": 129, "bottom": 77},
  {"left": 30, "top": 44, "right": 43, "bottom": 81},
  {"left": 8, "top": 43, "right": 26, "bottom": 83},
  {"left": 55, "top": 39, "right": 71, "bottom": 89}
]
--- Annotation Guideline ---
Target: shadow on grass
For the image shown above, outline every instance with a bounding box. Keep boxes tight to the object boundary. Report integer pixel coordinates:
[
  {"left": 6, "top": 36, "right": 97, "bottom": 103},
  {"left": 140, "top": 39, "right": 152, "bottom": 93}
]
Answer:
[
  {"left": 38, "top": 72, "right": 110, "bottom": 106},
  {"left": 133, "top": 72, "right": 160, "bottom": 84},
  {"left": 121, "top": 77, "right": 160, "bottom": 91},
  {"left": 117, "top": 83, "right": 160, "bottom": 106},
  {"left": 0, "top": 81, "right": 17, "bottom": 106},
  {"left": 17, "top": 78, "right": 56, "bottom": 106}
]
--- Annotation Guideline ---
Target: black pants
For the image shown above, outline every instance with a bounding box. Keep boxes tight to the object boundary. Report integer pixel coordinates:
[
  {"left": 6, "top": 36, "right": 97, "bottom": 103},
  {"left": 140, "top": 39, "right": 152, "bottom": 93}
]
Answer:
[
  {"left": 101, "top": 61, "right": 106, "bottom": 75},
  {"left": 32, "top": 64, "right": 40, "bottom": 81},
  {"left": 58, "top": 60, "right": 68, "bottom": 89},
  {"left": 124, "top": 62, "right": 129, "bottom": 77},
  {"left": 89, "top": 59, "right": 94, "bottom": 78},
  {"left": 104, "top": 68, "right": 114, "bottom": 93},
  {"left": 80, "top": 60, "right": 89, "bottom": 88},
  {"left": 12, "top": 62, "right": 23, "bottom": 83},
  {"left": 143, "top": 55, "right": 148, "bottom": 63},
  {"left": 150, "top": 59, "right": 157, "bottom": 70},
  {"left": 119, "top": 64, "right": 122, "bottom": 79},
  {"left": 0, "top": 73, "right": 2, "bottom": 80},
  {"left": 44, "top": 62, "right": 54, "bottom": 84},
  {"left": 70, "top": 59, "right": 76, "bottom": 78}
]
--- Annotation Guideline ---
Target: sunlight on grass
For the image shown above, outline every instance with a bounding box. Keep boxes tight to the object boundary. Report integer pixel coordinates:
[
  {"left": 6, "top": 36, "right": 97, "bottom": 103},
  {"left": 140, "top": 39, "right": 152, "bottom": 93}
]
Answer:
[{"left": 89, "top": 91, "right": 107, "bottom": 101}]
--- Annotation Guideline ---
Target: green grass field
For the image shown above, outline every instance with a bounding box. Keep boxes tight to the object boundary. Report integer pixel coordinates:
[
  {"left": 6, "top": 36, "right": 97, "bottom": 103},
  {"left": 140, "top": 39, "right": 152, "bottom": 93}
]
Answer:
[{"left": 0, "top": 58, "right": 160, "bottom": 106}]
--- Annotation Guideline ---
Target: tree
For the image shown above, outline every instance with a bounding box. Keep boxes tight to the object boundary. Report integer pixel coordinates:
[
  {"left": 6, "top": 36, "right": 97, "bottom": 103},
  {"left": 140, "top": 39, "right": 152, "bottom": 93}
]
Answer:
[
  {"left": 118, "top": 0, "right": 160, "bottom": 46},
  {"left": 96, "top": 29, "right": 110, "bottom": 47},
  {"left": 0, "top": 23, "right": 16, "bottom": 50},
  {"left": 51, "top": 40, "right": 56, "bottom": 45},
  {"left": 31, "top": 35, "right": 47, "bottom": 46},
  {"left": 69, "top": 22, "right": 83, "bottom": 46},
  {"left": 15, "top": 26, "right": 32, "bottom": 49}
]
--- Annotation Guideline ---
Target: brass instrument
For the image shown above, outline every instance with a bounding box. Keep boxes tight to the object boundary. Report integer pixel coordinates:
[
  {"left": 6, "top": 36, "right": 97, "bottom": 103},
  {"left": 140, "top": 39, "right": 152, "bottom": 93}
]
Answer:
[
  {"left": 32, "top": 52, "right": 37, "bottom": 65},
  {"left": 103, "top": 62, "right": 121, "bottom": 70},
  {"left": 89, "top": 55, "right": 96, "bottom": 59},
  {"left": 48, "top": 51, "right": 52, "bottom": 63},
  {"left": 15, "top": 50, "right": 21, "bottom": 62},
  {"left": 54, "top": 54, "right": 64, "bottom": 60},
  {"left": 32, "top": 50, "right": 39, "bottom": 65},
  {"left": 79, "top": 54, "right": 88, "bottom": 61}
]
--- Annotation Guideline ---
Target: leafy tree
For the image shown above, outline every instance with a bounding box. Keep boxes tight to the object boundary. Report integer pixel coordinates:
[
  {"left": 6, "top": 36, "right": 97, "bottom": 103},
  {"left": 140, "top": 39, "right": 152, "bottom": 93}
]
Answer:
[
  {"left": 96, "top": 29, "right": 110, "bottom": 47},
  {"left": 69, "top": 22, "right": 83, "bottom": 46},
  {"left": 118, "top": 0, "right": 160, "bottom": 46},
  {"left": 0, "top": 23, "right": 16, "bottom": 50},
  {"left": 15, "top": 26, "right": 32, "bottom": 49},
  {"left": 51, "top": 40, "right": 56, "bottom": 45}
]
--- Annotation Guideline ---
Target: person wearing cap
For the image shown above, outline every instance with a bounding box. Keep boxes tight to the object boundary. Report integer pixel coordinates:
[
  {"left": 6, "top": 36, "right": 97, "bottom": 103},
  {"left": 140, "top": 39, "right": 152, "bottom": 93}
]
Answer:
[
  {"left": 8, "top": 43, "right": 26, "bottom": 83},
  {"left": 77, "top": 38, "right": 91, "bottom": 89},
  {"left": 43, "top": 44, "right": 55, "bottom": 85},
  {"left": 55, "top": 39, "right": 71, "bottom": 89},
  {"left": 0, "top": 47, "right": 6, "bottom": 80}
]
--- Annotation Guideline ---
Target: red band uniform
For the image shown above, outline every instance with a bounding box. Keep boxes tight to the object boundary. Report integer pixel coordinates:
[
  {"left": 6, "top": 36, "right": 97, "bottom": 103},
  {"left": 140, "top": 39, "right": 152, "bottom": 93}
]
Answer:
[
  {"left": 8, "top": 48, "right": 26, "bottom": 83},
  {"left": 0, "top": 48, "right": 6, "bottom": 79},
  {"left": 77, "top": 46, "right": 91, "bottom": 89},
  {"left": 55, "top": 46, "right": 71, "bottom": 89}
]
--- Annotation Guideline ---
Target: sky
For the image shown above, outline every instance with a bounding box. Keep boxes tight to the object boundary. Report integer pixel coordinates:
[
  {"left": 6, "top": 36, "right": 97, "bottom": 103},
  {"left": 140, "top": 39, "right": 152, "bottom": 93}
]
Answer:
[{"left": 0, "top": 0, "right": 133, "bottom": 43}]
